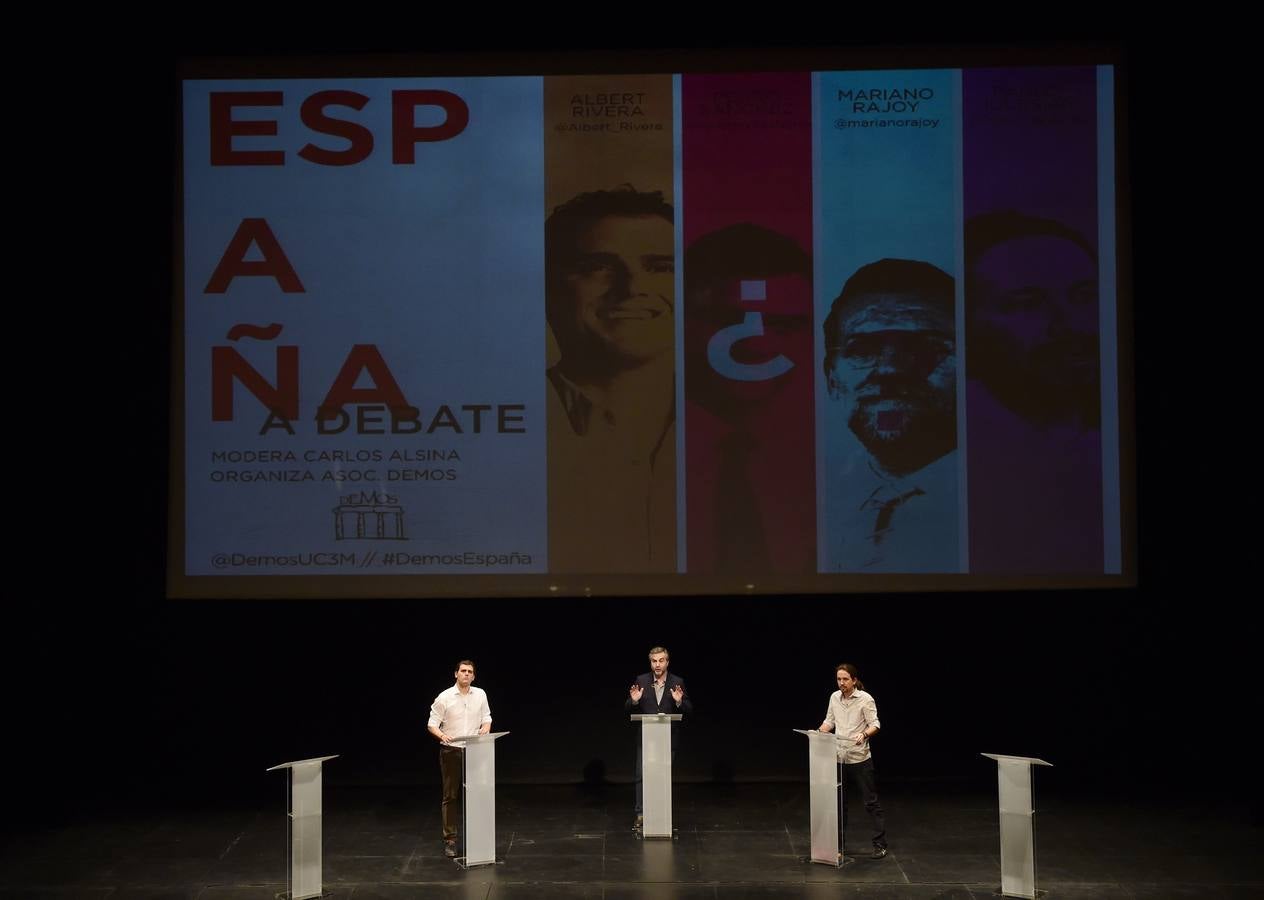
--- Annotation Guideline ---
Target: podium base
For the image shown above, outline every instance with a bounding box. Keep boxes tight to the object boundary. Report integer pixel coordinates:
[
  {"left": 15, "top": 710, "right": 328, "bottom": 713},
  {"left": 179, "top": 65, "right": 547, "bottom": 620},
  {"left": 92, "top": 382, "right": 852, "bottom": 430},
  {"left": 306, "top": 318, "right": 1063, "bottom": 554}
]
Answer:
[
  {"left": 803, "top": 853, "right": 856, "bottom": 869},
  {"left": 636, "top": 827, "right": 679, "bottom": 841},
  {"left": 455, "top": 856, "right": 504, "bottom": 870}
]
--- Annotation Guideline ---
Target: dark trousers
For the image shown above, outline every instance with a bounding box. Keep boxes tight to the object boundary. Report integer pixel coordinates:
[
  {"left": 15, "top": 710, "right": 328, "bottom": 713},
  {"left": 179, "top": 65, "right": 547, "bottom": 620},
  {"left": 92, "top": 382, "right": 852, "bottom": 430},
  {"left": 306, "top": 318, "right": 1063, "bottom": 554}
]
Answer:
[
  {"left": 839, "top": 758, "right": 886, "bottom": 849},
  {"left": 440, "top": 747, "right": 463, "bottom": 840}
]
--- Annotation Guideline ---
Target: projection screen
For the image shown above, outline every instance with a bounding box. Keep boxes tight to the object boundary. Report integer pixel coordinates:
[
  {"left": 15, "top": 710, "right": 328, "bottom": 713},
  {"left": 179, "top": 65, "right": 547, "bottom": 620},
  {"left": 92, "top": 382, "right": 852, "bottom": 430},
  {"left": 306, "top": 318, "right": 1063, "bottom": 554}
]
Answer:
[{"left": 170, "top": 48, "right": 1133, "bottom": 597}]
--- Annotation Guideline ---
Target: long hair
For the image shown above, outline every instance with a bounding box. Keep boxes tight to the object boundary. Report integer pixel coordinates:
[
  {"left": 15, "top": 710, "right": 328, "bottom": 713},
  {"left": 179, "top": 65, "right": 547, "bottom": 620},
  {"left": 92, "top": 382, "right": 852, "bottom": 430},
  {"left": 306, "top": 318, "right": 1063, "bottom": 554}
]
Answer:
[{"left": 835, "top": 662, "right": 864, "bottom": 691}]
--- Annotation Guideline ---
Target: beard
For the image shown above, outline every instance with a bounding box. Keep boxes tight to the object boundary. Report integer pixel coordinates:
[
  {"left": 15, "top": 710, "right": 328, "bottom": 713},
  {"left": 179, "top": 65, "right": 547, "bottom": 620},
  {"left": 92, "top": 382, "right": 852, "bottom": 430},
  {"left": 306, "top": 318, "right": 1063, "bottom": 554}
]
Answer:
[
  {"left": 848, "top": 377, "right": 956, "bottom": 476},
  {"left": 971, "top": 329, "right": 1100, "bottom": 429}
]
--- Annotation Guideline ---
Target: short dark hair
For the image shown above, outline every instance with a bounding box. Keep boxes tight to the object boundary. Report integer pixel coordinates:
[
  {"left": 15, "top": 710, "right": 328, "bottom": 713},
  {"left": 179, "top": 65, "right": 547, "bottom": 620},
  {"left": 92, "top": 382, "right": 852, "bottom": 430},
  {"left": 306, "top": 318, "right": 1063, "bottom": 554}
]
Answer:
[
  {"left": 455, "top": 659, "right": 476, "bottom": 674},
  {"left": 824, "top": 258, "right": 954, "bottom": 356},
  {"left": 684, "top": 223, "right": 810, "bottom": 296},
  {"left": 545, "top": 185, "right": 673, "bottom": 275},
  {"left": 964, "top": 210, "right": 1097, "bottom": 273}
]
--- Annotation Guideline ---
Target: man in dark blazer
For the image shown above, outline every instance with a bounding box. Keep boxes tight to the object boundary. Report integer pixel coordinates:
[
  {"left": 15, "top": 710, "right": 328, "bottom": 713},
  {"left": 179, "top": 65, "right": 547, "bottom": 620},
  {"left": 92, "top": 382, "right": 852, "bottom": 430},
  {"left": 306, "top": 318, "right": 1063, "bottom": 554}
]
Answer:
[{"left": 625, "top": 645, "right": 693, "bottom": 828}]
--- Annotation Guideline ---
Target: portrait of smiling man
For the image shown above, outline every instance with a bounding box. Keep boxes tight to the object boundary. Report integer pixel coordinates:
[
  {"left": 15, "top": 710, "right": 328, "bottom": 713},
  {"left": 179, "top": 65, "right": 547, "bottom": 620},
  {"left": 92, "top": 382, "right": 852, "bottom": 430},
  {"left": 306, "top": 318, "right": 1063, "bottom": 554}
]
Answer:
[{"left": 544, "top": 186, "right": 677, "bottom": 574}]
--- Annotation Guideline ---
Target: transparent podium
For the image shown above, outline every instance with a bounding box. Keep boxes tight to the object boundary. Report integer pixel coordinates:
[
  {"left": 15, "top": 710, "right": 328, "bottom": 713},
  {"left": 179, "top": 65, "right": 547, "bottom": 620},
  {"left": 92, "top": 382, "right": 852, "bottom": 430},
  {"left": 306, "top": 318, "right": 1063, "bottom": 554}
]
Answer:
[
  {"left": 266, "top": 755, "right": 338, "bottom": 900},
  {"left": 631, "top": 713, "right": 681, "bottom": 838},
  {"left": 447, "top": 732, "right": 509, "bottom": 867},
  {"left": 793, "top": 729, "right": 844, "bottom": 866},
  {"left": 982, "top": 753, "right": 1053, "bottom": 899}
]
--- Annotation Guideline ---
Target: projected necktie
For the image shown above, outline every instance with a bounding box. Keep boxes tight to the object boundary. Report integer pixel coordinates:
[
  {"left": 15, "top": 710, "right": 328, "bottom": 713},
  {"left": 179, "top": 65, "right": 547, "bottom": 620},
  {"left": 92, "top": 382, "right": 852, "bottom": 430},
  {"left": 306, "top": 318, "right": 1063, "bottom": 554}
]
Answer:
[
  {"left": 862, "top": 485, "right": 926, "bottom": 547},
  {"left": 716, "top": 430, "right": 770, "bottom": 570}
]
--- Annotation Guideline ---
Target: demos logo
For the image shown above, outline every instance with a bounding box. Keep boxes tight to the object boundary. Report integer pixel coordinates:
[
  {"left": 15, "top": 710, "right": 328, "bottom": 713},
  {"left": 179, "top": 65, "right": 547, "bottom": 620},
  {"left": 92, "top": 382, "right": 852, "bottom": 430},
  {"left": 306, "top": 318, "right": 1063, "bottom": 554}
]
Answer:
[{"left": 333, "top": 491, "right": 407, "bottom": 541}]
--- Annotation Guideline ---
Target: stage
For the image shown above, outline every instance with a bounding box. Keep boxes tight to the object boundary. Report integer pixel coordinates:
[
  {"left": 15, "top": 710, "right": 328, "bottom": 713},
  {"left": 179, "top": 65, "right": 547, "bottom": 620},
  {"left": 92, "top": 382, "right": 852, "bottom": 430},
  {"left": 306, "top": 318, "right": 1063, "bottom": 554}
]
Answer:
[{"left": 1, "top": 781, "right": 1258, "bottom": 898}]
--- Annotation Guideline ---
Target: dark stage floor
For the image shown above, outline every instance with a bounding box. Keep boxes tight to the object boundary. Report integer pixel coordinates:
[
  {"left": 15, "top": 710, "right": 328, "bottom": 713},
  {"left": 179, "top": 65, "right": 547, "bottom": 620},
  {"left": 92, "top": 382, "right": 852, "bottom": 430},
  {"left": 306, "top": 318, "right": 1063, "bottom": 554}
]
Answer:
[{"left": 1, "top": 782, "right": 1259, "bottom": 898}]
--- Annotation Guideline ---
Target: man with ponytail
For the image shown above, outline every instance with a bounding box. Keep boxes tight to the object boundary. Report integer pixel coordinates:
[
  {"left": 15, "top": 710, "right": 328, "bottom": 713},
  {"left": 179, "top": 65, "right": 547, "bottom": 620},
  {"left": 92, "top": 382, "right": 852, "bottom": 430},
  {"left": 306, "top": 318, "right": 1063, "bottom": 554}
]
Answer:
[{"left": 819, "top": 662, "right": 887, "bottom": 859}]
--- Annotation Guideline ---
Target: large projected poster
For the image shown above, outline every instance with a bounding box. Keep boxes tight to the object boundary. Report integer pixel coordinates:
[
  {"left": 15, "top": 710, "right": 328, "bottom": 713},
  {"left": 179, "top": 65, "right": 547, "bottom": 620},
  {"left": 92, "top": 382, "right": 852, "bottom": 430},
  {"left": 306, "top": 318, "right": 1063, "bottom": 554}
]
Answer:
[
  {"left": 814, "top": 69, "right": 963, "bottom": 575},
  {"left": 174, "top": 62, "right": 1128, "bottom": 597},
  {"left": 182, "top": 79, "right": 548, "bottom": 578}
]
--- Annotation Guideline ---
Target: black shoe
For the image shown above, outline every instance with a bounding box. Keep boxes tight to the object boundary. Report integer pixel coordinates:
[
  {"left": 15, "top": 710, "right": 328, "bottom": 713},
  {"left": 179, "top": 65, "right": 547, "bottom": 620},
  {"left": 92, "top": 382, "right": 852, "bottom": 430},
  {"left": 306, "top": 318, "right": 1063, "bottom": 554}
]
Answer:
[
  {"left": 444, "top": 839, "right": 457, "bottom": 858},
  {"left": 871, "top": 846, "right": 887, "bottom": 859}
]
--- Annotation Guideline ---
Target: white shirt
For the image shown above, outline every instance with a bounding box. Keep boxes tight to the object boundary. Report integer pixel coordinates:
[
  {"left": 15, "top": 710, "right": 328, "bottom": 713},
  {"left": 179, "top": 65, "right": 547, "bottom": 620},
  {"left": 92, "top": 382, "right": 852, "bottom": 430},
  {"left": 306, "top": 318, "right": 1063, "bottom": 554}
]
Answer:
[
  {"left": 824, "top": 688, "right": 881, "bottom": 763},
  {"left": 428, "top": 684, "right": 492, "bottom": 738},
  {"left": 825, "top": 429, "right": 960, "bottom": 573},
  {"left": 545, "top": 368, "right": 676, "bottom": 573}
]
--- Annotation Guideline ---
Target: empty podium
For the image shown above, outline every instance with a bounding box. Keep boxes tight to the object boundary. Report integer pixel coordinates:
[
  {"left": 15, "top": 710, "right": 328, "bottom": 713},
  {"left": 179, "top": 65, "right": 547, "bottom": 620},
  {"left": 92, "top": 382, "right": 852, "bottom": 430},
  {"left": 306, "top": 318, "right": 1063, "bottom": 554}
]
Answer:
[
  {"left": 982, "top": 753, "right": 1053, "bottom": 899},
  {"left": 266, "top": 755, "right": 338, "bottom": 900}
]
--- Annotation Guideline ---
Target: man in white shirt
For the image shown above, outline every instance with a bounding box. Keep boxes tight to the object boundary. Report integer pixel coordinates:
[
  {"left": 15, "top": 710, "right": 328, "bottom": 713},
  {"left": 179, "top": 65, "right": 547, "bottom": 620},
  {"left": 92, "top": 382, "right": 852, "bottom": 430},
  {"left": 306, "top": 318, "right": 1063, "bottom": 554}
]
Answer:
[
  {"left": 819, "top": 662, "right": 887, "bottom": 858},
  {"left": 427, "top": 660, "right": 492, "bottom": 857}
]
